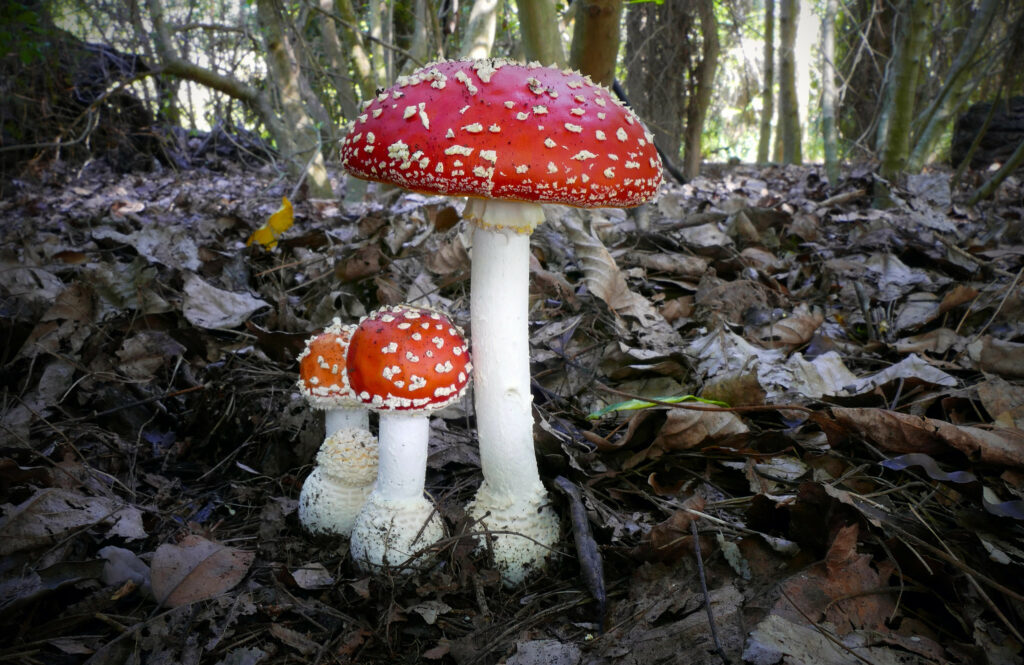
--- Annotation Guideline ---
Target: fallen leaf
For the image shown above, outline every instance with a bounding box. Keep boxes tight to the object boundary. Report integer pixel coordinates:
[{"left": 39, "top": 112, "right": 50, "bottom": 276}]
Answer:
[
  {"left": 182, "top": 273, "right": 269, "bottom": 329},
  {"left": 269, "top": 623, "right": 318, "bottom": 655},
  {"left": 247, "top": 196, "right": 293, "bottom": 249},
  {"left": 0, "top": 488, "right": 146, "bottom": 555},
  {"left": 150, "top": 534, "right": 254, "bottom": 607},
  {"left": 633, "top": 494, "right": 706, "bottom": 563},
  {"left": 832, "top": 407, "right": 1024, "bottom": 466},
  {"left": 968, "top": 336, "right": 1024, "bottom": 378},
  {"left": 652, "top": 407, "right": 748, "bottom": 451}
]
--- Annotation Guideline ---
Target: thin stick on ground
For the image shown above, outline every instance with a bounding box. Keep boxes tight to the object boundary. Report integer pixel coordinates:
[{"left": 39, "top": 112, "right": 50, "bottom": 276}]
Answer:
[{"left": 692, "top": 519, "right": 731, "bottom": 665}]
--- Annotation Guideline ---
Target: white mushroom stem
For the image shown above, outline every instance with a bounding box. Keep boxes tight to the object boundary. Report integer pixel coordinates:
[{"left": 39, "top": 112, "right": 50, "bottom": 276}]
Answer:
[
  {"left": 466, "top": 198, "right": 560, "bottom": 585},
  {"left": 470, "top": 219, "right": 537, "bottom": 495},
  {"left": 375, "top": 412, "right": 430, "bottom": 502},
  {"left": 349, "top": 411, "right": 444, "bottom": 570},
  {"left": 324, "top": 406, "right": 370, "bottom": 439}
]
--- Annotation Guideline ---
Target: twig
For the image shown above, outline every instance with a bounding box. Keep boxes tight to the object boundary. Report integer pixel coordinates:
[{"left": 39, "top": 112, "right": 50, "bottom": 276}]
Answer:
[{"left": 691, "top": 518, "right": 731, "bottom": 664}]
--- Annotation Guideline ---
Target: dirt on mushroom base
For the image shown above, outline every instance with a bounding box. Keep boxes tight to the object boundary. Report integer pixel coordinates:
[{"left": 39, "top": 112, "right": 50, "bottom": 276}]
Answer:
[{"left": 1, "top": 158, "right": 1023, "bottom": 663}]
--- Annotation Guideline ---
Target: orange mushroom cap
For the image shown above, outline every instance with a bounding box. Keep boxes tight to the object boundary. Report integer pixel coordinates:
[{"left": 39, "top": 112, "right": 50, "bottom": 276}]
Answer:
[
  {"left": 297, "top": 319, "right": 360, "bottom": 409},
  {"left": 346, "top": 305, "right": 471, "bottom": 411},
  {"left": 340, "top": 58, "right": 663, "bottom": 209}
]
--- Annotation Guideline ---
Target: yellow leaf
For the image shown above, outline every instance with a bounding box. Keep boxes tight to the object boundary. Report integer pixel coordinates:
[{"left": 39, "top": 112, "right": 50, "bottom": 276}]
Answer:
[{"left": 247, "top": 196, "right": 294, "bottom": 249}]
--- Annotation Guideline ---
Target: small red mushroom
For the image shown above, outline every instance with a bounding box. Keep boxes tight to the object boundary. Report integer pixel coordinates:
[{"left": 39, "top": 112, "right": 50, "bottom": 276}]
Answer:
[{"left": 345, "top": 304, "right": 471, "bottom": 570}]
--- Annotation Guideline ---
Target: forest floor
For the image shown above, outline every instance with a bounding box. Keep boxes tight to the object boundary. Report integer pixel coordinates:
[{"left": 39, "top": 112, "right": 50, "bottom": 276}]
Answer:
[{"left": 1, "top": 154, "right": 1023, "bottom": 665}]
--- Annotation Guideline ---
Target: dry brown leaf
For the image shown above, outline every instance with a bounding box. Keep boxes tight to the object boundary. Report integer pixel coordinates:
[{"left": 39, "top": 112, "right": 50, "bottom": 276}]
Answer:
[
  {"left": 749, "top": 305, "right": 823, "bottom": 350},
  {"left": 976, "top": 376, "right": 1024, "bottom": 428},
  {"left": 893, "top": 327, "right": 962, "bottom": 354},
  {"left": 832, "top": 407, "right": 1024, "bottom": 467},
  {"left": 150, "top": 534, "right": 254, "bottom": 607},
  {"left": 0, "top": 488, "right": 146, "bottom": 556},
  {"left": 968, "top": 336, "right": 1024, "bottom": 378},
  {"left": 939, "top": 284, "right": 979, "bottom": 314},
  {"left": 561, "top": 214, "right": 664, "bottom": 327},
  {"left": 653, "top": 407, "right": 749, "bottom": 451},
  {"left": 423, "top": 230, "right": 470, "bottom": 275},
  {"left": 633, "top": 495, "right": 706, "bottom": 563},
  {"left": 269, "top": 623, "right": 318, "bottom": 655}
]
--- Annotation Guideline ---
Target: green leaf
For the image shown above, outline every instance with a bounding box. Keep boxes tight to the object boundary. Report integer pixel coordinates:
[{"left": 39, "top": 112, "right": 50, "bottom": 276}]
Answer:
[{"left": 587, "top": 394, "right": 728, "bottom": 420}]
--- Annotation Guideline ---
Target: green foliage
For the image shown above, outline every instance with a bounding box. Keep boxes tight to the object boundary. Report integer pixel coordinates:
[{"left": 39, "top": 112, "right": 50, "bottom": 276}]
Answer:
[{"left": 0, "top": 2, "right": 51, "bottom": 65}]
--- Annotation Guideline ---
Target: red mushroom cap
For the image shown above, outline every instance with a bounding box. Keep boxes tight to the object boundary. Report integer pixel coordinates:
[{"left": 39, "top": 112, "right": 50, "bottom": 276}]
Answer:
[
  {"left": 346, "top": 305, "right": 471, "bottom": 411},
  {"left": 297, "top": 319, "right": 360, "bottom": 408},
  {"left": 340, "top": 59, "right": 663, "bottom": 209}
]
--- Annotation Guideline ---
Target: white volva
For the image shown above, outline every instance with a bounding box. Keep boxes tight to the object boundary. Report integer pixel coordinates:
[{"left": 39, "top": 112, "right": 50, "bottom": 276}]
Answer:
[
  {"left": 350, "top": 412, "right": 444, "bottom": 570},
  {"left": 465, "top": 199, "right": 559, "bottom": 585},
  {"left": 298, "top": 428, "right": 378, "bottom": 536}
]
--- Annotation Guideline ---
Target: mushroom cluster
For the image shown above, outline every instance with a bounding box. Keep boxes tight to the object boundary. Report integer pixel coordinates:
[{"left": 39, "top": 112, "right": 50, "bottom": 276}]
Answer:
[
  {"left": 346, "top": 305, "right": 472, "bottom": 571},
  {"left": 296, "top": 320, "right": 377, "bottom": 536},
  {"left": 339, "top": 58, "right": 663, "bottom": 584}
]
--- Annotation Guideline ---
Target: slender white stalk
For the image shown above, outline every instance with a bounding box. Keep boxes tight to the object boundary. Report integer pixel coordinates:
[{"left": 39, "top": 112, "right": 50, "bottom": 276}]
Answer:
[
  {"left": 375, "top": 413, "right": 429, "bottom": 501},
  {"left": 470, "top": 225, "right": 537, "bottom": 497},
  {"left": 350, "top": 411, "right": 443, "bottom": 570},
  {"left": 465, "top": 200, "right": 560, "bottom": 585},
  {"left": 324, "top": 406, "right": 370, "bottom": 438}
]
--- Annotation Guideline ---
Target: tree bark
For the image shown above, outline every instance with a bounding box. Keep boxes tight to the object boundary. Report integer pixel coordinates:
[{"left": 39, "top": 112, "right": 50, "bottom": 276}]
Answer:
[
  {"left": 334, "top": 0, "right": 378, "bottom": 100},
  {"left": 568, "top": 0, "right": 624, "bottom": 87},
  {"left": 683, "top": 0, "right": 718, "bottom": 179},
  {"left": 906, "top": 0, "right": 1001, "bottom": 172},
  {"left": 822, "top": 0, "right": 839, "bottom": 184},
  {"left": 777, "top": 0, "right": 801, "bottom": 164},
  {"left": 879, "top": 0, "right": 931, "bottom": 179},
  {"left": 461, "top": 0, "right": 500, "bottom": 59},
  {"left": 515, "top": 0, "right": 567, "bottom": 67},
  {"left": 256, "top": 0, "right": 333, "bottom": 197},
  {"left": 318, "top": 0, "right": 360, "bottom": 120},
  {"left": 757, "top": 0, "right": 775, "bottom": 163}
]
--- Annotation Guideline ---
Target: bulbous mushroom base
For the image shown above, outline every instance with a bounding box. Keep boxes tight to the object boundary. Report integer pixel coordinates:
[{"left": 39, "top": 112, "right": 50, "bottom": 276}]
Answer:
[
  {"left": 349, "top": 493, "right": 445, "bottom": 572},
  {"left": 298, "top": 429, "right": 378, "bottom": 537},
  {"left": 468, "top": 481, "right": 560, "bottom": 586},
  {"left": 299, "top": 467, "right": 375, "bottom": 536}
]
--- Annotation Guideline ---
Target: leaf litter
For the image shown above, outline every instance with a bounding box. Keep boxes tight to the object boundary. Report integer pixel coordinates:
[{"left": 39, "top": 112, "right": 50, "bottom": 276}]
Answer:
[{"left": 1, "top": 158, "right": 1023, "bottom": 663}]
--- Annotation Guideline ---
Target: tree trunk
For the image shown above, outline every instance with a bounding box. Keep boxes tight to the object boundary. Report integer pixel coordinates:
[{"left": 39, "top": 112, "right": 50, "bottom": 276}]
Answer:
[
  {"left": 334, "top": 0, "right": 378, "bottom": 101},
  {"left": 408, "top": 0, "right": 436, "bottom": 64},
  {"left": 757, "top": 0, "right": 775, "bottom": 163},
  {"left": 461, "top": 0, "right": 500, "bottom": 59},
  {"left": 777, "top": 0, "right": 801, "bottom": 164},
  {"left": 256, "top": 0, "right": 333, "bottom": 197},
  {"left": 879, "top": 0, "right": 931, "bottom": 179},
  {"left": 568, "top": 0, "right": 624, "bottom": 87},
  {"left": 626, "top": 1, "right": 692, "bottom": 160},
  {"left": 822, "top": 0, "right": 839, "bottom": 184},
  {"left": 368, "top": 0, "right": 392, "bottom": 83},
  {"left": 319, "top": 0, "right": 360, "bottom": 120},
  {"left": 683, "top": 0, "right": 718, "bottom": 179},
  {"left": 515, "top": 0, "right": 567, "bottom": 67},
  {"left": 906, "top": 0, "right": 1001, "bottom": 172}
]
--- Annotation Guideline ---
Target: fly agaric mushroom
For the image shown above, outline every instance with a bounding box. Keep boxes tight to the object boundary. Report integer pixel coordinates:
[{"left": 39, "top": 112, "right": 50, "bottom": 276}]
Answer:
[
  {"left": 345, "top": 304, "right": 471, "bottom": 571},
  {"left": 297, "top": 319, "right": 370, "bottom": 436},
  {"left": 339, "top": 59, "right": 663, "bottom": 583},
  {"left": 297, "top": 319, "right": 378, "bottom": 536}
]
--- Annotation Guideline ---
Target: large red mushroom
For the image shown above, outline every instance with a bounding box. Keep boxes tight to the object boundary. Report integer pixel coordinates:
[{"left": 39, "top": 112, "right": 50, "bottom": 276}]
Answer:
[{"left": 340, "top": 58, "right": 662, "bottom": 583}]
